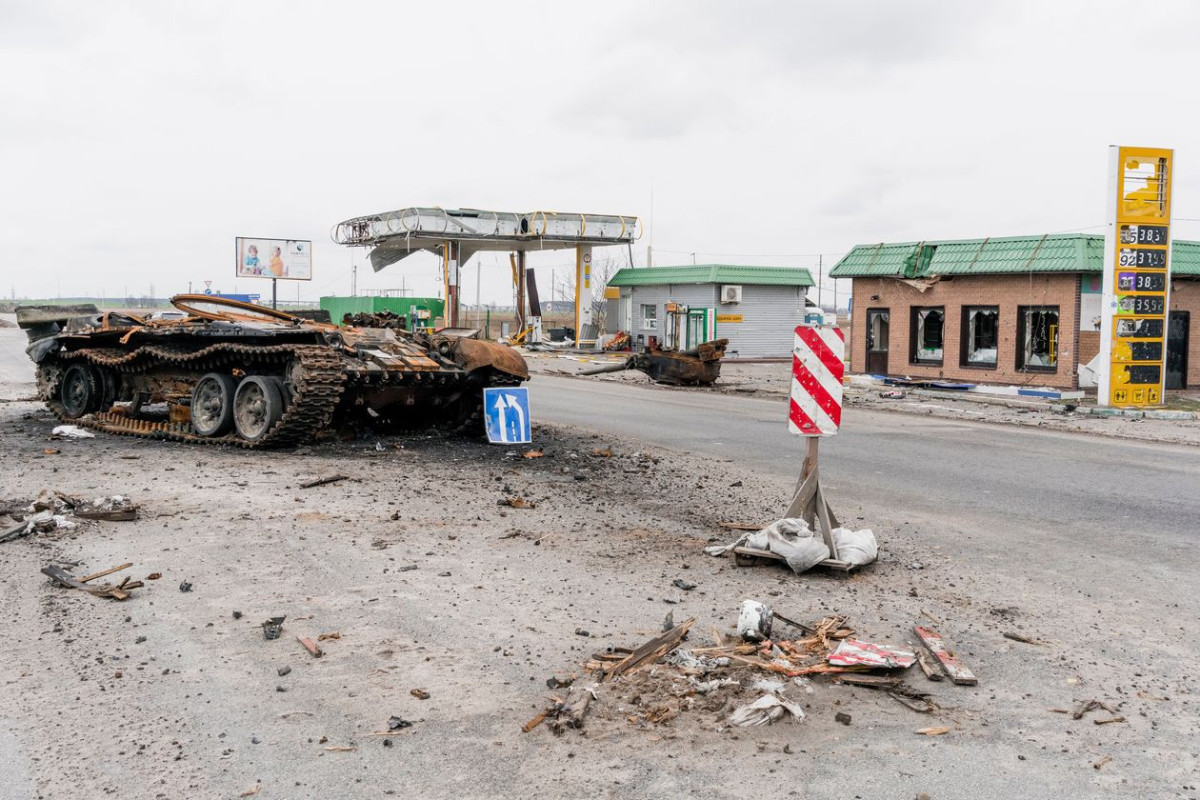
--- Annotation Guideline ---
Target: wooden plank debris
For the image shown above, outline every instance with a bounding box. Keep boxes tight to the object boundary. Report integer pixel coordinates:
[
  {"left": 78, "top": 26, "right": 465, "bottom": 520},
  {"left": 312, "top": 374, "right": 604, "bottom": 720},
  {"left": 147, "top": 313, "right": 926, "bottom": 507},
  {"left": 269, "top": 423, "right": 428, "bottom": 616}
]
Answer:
[
  {"left": 41, "top": 564, "right": 137, "bottom": 600},
  {"left": 79, "top": 563, "right": 134, "bottom": 583},
  {"left": 1002, "top": 631, "right": 1047, "bottom": 646},
  {"left": 299, "top": 474, "right": 348, "bottom": 489},
  {"left": 916, "top": 650, "right": 944, "bottom": 681},
  {"left": 75, "top": 505, "right": 139, "bottom": 521},
  {"left": 913, "top": 626, "right": 977, "bottom": 686},
  {"left": 915, "top": 726, "right": 951, "bottom": 736},
  {"left": 1093, "top": 755, "right": 1113, "bottom": 770},
  {"left": 719, "top": 521, "right": 767, "bottom": 531},
  {"left": 607, "top": 618, "right": 695, "bottom": 678}
]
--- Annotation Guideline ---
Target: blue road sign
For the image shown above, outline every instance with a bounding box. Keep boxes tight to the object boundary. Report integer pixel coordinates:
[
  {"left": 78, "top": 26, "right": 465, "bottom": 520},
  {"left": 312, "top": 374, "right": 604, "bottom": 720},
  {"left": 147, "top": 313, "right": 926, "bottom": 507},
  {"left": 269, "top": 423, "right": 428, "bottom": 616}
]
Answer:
[{"left": 483, "top": 387, "right": 531, "bottom": 444}]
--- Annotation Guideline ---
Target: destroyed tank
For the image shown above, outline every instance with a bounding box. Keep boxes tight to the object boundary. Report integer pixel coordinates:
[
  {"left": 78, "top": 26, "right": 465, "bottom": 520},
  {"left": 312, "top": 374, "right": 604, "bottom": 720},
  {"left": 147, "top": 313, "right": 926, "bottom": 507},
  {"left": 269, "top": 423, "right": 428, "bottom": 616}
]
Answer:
[{"left": 16, "top": 295, "right": 529, "bottom": 447}]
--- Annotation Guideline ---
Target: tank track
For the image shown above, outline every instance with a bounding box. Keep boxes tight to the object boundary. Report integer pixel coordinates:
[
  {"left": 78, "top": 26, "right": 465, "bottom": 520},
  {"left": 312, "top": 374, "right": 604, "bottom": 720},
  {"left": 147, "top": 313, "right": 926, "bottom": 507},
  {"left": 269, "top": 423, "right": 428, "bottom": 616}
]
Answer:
[{"left": 44, "top": 343, "right": 346, "bottom": 449}]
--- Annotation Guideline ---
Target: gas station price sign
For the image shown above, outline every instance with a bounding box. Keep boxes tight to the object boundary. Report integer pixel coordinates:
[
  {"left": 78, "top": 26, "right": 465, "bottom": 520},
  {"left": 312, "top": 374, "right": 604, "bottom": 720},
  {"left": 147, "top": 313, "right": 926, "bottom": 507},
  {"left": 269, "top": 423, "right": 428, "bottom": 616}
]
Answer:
[{"left": 1100, "top": 146, "right": 1173, "bottom": 408}]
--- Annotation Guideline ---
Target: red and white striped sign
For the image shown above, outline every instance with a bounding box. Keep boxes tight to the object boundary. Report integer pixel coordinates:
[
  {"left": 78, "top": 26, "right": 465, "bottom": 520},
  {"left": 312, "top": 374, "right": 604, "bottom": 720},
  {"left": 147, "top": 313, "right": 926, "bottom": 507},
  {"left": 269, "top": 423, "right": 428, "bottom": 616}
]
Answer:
[{"left": 789, "top": 325, "right": 845, "bottom": 436}]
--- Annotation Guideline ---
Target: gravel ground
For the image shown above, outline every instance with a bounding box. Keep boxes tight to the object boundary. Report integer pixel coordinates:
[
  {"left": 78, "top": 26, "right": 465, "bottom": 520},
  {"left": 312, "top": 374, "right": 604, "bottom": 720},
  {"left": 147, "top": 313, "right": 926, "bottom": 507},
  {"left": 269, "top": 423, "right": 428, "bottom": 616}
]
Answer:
[{"left": 1, "top": 327, "right": 1198, "bottom": 800}]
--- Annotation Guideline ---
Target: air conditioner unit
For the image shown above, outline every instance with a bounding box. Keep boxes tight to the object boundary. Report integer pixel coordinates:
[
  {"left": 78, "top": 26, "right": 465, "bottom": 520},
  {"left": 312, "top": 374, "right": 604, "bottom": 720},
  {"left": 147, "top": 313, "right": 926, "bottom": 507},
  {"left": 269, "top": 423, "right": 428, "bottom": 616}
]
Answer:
[{"left": 720, "top": 285, "right": 742, "bottom": 304}]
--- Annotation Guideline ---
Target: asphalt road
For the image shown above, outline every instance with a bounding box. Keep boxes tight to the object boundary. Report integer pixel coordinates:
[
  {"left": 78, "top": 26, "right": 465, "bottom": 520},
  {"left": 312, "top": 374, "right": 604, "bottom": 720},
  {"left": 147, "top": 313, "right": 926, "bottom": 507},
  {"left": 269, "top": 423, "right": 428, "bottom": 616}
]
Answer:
[{"left": 530, "top": 374, "right": 1200, "bottom": 576}]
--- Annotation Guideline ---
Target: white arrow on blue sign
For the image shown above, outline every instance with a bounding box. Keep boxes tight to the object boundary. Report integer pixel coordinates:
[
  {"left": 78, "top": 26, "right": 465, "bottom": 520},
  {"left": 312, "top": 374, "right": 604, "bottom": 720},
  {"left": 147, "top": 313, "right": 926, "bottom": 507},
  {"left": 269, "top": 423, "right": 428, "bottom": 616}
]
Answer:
[{"left": 483, "top": 387, "right": 531, "bottom": 444}]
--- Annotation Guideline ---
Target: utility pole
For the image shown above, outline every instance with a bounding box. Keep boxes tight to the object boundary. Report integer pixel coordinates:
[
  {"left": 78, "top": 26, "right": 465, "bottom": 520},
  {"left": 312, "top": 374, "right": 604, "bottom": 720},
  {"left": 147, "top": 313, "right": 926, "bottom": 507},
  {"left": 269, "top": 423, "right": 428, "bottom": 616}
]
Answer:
[
  {"left": 351, "top": 262, "right": 357, "bottom": 296},
  {"left": 817, "top": 255, "right": 823, "bottom": 310}
]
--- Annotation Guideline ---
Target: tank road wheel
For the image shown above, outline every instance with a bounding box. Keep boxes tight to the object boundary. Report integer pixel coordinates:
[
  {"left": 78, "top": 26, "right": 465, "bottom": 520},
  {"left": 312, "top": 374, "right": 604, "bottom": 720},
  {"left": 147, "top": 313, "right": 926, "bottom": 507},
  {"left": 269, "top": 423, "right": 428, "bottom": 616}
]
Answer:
[
  {"left": 233, "top": 376, "right": 285, "bottom": 443},
  {"left": 60, "top": 363, "right": 100, "bottom": 418},
  {"left": 190, "top": 373, "right": 237, "bottom": 437}
]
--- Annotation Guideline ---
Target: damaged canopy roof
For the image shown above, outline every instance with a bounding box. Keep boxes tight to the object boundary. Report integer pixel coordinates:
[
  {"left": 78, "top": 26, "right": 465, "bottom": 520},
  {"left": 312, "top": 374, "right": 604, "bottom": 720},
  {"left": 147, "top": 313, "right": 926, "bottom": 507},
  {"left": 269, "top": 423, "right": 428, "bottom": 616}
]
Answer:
[
  {"left": 331, "top": 207, "right": 640, "bottom": 272},
  {"left": 830, "top": 234, "right": 1200, "bottom": 279}
]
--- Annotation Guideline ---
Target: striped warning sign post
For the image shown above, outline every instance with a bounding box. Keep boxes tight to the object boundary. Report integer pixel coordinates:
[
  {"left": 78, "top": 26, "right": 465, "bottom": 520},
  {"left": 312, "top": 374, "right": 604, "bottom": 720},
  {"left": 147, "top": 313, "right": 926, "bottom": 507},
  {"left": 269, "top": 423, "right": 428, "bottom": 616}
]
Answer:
[
  {"left": 783, "top": 324, "right": 851, "bottom": 569},
  {"left": 789, "top": 325, "right": 846, "bottom": 436}
]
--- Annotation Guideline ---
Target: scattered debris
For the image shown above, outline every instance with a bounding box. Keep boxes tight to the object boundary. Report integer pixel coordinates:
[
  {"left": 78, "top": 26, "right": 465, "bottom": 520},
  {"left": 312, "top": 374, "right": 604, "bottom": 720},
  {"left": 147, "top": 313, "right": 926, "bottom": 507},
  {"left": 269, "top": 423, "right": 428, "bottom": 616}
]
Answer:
[
  {"left": 523, "top": 449, "right": 544, "bottom": 459},
  {"left": 278, "top": 666, "right": 292, "bottom": 677},
  {"left": 574, "top": 628, "right": 590, "bottom": 637},
  {"left": 239, "top": 784, "right": 262, "bottom": 797},
  {"left": 500, "top": 496, "right": 536, "bottom": 509},
  {"left": 727, "top": 694, "right": 805, "bottom": 727},
  {"left": 261, "top": 616, "right": 286, "bottom": 640},
  {"left": 41, "top": 564, "right": 142, "bottom": 601},
  {"left": 827, "top": 639, "right": 917, "bottom": 669},
  {"left": 147, "top": 572, "right": 163, "bottom": 581},
  {"left": 51, "top": 424, "right": 95, "bottom": 438},
  {"left": 317, "top": 631, "right": 341, "bottom": 641},
  {"left": 604, "top": 618, "right": 696, "bottom": 678},
  {"left": 388, "top": 716, "right": 414, "bottom": 731},
  {"left": 707, "top": 517, "right": 878, "bottom": 573},
  {"left": 298, "top": 636, "right": 323, "bottom": 658},
  {"left": 1071, "top": 699, "right": 1118, "bottom": 720},
  {"left": 915, "top": 726, "right": 952, "bottom": 736},
  {"left": 913, "top": 626, "right": 977, "bottom": 685},
  {"left": 879, "top": 390, "right": 907, "bottom": 399},
  {"left": 324, "top": 746, "right": 357, "bottom": 752},
  {"left": 1094, "top": 716, "right": 1126, "bottom": 726},
  {"left": 590, "top": 448, "right": 613, "bottom": 458},
  {"left": 178, "top": 581, "right": 193, "bottom": 593},
  {"left": 835, "top": 711, "right": 852, "bottom": 725},
  {"left": 1093, "top": 755, "right": 1113, "bottom": 770},
  {"left": 672, "top": 578, "right": 697, "bottom": 591},
  {"left": 410, "top": 688, "right": 430, "bottom": 700},
  {"left": 299, "top": 474, "right": 348, "bottom": 489}
]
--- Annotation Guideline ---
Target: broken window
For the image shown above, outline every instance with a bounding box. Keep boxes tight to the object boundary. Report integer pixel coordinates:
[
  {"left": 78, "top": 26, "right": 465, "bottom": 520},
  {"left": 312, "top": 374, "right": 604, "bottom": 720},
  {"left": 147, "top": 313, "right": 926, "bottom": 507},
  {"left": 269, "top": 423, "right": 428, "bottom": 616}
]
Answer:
[
  {"left": 961, "top": 306, "right": 999, "bottom": 367},
  {"left": 641, "top": 304, "right": 658, "bottom": 330},
  {"left": 909, "top": 307, "right": 944, "bottom": 364},
  {"left": 1017, "top": 306, "right": 1059, "bottom": 371}
]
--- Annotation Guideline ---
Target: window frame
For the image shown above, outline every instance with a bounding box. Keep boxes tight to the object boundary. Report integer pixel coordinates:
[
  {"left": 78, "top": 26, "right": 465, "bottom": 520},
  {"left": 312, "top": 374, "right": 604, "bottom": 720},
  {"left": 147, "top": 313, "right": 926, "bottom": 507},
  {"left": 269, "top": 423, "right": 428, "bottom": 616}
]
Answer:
[
  {"left": 959, "top": 305, "right": 1000, "bottom": 369},
  {"left": 1016, "top": 305, "right": 1060, "bottom": 373},
  {"left": 640, "top": 303, "right": 658, "bottom": 330},
  {"left": 909, "top": 306, "right": 945, "bottom": 366}
]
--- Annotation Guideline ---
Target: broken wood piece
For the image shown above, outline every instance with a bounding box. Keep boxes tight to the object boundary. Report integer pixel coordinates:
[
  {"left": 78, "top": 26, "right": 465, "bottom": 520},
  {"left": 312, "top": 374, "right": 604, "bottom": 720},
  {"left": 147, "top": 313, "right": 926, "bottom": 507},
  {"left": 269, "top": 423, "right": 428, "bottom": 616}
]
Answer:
[
  {"left": 834, "top": 674, "right": 902, "bottom": 688},
  {"left": 1093, "top": 755, "right": 1112, "bottom": 770},
  {"left": 1002, "top": 631, "right": 1048, "bottom": 646},
  {"left": 607, "top": 618, "right": 695, "bottom": 678},
  {"left": 1072, "top": 699, "right": 1101, "bottom": 720},
  {"left": 75, "top": 505, "right": 140, "bottom": 521},
  {"left": 500, "top": 496, "right": 536, "bottom": 509},
  {"left": 549, "top": 684, "right": 597, "bottom": 734},
  {"left": 324, "top": 745, "right": 356, "bottom": 752},
  {"left": 890, "top": 691, "right": 937, "bottom": 713},
  {"left": 298, "top": 636, "right": 323, "bottom": 658},
  {"left": 915, "top": 726, "right": 951, "bottom": 736},
  {"left": 523, "top": 449, "right": 544, "bottom": 458},
  {"left": 79, "top": 562, "right": 134, "bottom": 583},
  {"left": 718, "top": 521, "right": 767, "bottom": 531},
  {"left": 299, "top": 474, "right": 348, "bottom": 489},
  {"left": 317, "top": 631, "right": 341, "bottom": 641},
  {"left": 521, "top": 710, "right": 548, "bottom": 733},
  {"left": 920, "top": 609, "right": 943, "bottom": 626},
  {"left": 912, "top": 626, "right": 977, "bottom": 686},
  {"left": 41, "top": 564, "right": 133, "bottom": 600},
  {"left": 917, "top": 650, "right": 944, "bottom": 682},
  {"left": 0, "top": 520, "right": 29, "bottom": 544},
  {"left": 1094, "top": 716, "right": 1126, "bottom": 726}
]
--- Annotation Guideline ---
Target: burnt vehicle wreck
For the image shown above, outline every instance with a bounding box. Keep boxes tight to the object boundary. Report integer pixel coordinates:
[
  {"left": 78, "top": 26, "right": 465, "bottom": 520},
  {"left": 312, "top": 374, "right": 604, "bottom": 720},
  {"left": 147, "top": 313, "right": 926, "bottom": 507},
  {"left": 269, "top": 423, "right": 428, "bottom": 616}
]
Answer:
[{"left": 17, "top": 295, "right": 529, "bottom": 447}]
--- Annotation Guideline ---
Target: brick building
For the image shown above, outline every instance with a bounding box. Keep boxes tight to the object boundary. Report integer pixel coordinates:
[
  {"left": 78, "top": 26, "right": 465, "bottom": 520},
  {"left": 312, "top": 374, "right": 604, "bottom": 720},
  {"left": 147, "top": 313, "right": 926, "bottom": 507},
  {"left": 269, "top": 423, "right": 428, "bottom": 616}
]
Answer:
[{"left": 830, "top": 234, "right": 1200, "bottom": 390}]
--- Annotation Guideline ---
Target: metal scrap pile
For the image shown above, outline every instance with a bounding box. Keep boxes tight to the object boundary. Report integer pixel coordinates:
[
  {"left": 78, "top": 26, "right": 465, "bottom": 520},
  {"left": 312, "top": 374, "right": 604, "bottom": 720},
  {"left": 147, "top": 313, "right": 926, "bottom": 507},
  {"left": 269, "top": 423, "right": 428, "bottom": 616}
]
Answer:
[{"left": 342, "top": 310, "right": 407, "bottom": 329}]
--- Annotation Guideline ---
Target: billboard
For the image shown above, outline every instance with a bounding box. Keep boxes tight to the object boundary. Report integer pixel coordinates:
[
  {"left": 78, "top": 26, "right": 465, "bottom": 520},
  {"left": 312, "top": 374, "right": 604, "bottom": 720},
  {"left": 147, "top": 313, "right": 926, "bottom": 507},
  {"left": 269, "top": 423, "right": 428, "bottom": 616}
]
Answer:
[{"left": 235, "top": 237, "right": 312, "bottom": 281}]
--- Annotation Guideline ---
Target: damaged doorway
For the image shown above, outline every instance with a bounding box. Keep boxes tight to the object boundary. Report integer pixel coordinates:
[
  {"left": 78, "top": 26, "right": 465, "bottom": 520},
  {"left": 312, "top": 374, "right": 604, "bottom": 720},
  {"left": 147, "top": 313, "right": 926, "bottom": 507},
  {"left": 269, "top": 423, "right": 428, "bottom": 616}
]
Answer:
[
  {"left": 866, "top": 309, "right": 890, "bottom": 374},
  {"left": 1167, "top": 311, "right": 1189, "bottom": 389}
]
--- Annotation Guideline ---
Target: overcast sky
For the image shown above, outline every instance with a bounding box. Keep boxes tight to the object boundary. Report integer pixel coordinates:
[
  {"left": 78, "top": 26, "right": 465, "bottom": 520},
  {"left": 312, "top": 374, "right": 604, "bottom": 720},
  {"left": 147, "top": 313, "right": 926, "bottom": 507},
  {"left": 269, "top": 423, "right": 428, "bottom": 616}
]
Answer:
[{"left": 4, "top": 0, "right": 1200, "bottom": 307}]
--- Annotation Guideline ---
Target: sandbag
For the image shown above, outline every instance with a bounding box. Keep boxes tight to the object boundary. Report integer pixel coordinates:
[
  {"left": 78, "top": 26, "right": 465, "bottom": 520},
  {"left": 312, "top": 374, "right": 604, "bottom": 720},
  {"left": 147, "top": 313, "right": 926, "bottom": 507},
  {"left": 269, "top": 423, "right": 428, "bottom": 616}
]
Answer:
[
  {"left": 832, "top": 527, "right": 878, "bottom": 566},
  {"left": 744, "top": 518, "right": 830, "bottom": 573}
]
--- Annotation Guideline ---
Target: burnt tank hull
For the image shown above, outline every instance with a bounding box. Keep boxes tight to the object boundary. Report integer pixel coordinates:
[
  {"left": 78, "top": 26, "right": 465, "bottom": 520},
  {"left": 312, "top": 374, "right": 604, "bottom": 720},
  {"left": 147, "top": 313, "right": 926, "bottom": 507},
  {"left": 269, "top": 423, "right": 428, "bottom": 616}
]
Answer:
[{"left": 17, "top": 295, "right": 529, "bottom": 448}]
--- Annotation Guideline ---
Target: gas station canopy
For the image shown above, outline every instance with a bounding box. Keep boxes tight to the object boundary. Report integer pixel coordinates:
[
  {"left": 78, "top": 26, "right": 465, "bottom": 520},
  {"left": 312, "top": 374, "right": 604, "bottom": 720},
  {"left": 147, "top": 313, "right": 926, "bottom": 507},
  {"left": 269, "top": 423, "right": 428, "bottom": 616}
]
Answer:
[{"left": 331, "top": 207, "right": 640, "bottom": 272}]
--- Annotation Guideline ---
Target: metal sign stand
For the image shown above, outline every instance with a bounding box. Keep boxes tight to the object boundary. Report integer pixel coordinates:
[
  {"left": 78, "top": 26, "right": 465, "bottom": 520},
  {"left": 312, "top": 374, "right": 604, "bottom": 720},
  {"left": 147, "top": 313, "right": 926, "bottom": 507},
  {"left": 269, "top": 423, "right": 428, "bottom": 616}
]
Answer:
[
  {"left": 783, "top": 438, "right": 850, "bottom": 569},
  {"left": 733, "top": 323, "right": 854, "bottom": 572},
  {"left": 271, "top": 278, "right": 277, "bottom": 310}
]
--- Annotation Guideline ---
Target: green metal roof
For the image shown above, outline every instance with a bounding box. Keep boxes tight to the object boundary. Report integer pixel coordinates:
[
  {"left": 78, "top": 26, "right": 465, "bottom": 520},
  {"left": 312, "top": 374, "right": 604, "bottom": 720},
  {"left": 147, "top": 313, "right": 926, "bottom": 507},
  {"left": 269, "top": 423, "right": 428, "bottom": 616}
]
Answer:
[
  {"left": 608, "top": 264, "right": 813, "bottom": 288},
  {"left": 831, "top": 234, "right": 1200, "bottom": 278}
]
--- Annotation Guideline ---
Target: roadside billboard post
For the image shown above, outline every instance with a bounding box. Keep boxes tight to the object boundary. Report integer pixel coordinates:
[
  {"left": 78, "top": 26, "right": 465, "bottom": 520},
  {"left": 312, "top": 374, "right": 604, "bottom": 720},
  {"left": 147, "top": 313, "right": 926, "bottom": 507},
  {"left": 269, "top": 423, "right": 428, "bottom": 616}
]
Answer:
[
  {"left": 782, "top": 323, "right": 850, "bottom": 569},
  {"left": 1097, "top": 146, "right": 1174, "bottom": 407},
  {"left": 235, "top": 237, "right": 313, "bottom": 309}
]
